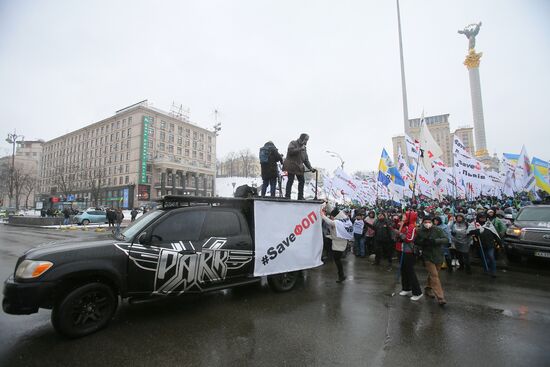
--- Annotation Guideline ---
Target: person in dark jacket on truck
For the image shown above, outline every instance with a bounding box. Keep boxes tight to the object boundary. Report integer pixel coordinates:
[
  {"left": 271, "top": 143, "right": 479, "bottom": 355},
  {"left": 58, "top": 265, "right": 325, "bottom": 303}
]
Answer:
[
  {"left": 283, "top": 133, "right": 315, "bottom": 200},
  {"left": 260, "top": 141, "right": 283, "bottom": 197},
  {"left": 415, "top": 215, "right": 448, "bottom": 305}
]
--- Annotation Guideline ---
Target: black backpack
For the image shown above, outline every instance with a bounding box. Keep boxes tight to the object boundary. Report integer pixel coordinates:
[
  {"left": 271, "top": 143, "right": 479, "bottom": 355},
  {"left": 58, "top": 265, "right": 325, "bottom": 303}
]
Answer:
[
  {"left": 234, "top": 185, "right": 258, "bottom": 198},
  {"left": 259, "top": 147, "right": 270, "bottom": 164}
]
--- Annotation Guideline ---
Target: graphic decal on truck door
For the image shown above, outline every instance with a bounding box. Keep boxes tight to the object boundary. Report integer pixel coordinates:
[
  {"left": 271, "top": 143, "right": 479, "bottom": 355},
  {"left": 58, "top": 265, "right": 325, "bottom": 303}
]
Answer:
[{"left": 115, "top": 237, "right": 253, "bottom": 294}]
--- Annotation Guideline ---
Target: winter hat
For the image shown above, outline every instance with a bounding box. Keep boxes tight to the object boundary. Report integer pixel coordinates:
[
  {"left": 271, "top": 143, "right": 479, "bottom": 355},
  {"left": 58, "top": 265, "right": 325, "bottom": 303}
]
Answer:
[{"left": 422, "top": 215, "right": 434, "bottom": 222}]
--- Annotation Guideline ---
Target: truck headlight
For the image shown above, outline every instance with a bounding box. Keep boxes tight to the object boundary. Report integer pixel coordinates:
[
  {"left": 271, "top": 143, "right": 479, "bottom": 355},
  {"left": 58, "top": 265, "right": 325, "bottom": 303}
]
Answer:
[
  {"left": 15, "top": 260, "right": 53, "bottom": 279},
  {"left": 506, "top": 226, "right": 522, "bottom": 237}
]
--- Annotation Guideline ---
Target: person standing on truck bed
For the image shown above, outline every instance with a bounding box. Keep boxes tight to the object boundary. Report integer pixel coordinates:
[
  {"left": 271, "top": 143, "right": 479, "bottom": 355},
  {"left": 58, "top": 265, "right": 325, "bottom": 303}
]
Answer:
[
  {"left": 283, "top": 133, "right": 316, "bottom": 200},
  {"left": 259, "top": 141, "right": 283, "bottom": 197}
]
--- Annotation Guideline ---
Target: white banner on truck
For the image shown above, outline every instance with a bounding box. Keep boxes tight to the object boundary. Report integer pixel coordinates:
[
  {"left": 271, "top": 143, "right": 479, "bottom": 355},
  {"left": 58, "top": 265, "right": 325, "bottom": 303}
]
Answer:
[{"left": 253, "top": 200, "right": 323, "bottom": 277}]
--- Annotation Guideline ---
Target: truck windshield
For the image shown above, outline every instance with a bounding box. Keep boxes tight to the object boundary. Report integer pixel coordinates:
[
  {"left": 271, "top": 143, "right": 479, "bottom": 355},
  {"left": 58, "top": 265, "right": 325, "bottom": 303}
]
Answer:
[
  {"left": 118, "top": 210, "right": 164, "bottom": 241},
  {"left": 516, "top": 207, "right": 550, "bottom": 222}
]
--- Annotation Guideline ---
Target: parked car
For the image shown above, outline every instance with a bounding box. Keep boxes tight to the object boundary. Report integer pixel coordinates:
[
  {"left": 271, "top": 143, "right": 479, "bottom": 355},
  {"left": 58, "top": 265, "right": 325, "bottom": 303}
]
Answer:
[
  {"left": 503, "top": 205, "right": 550, "bottom": 262},
  {"left": 73, "top": 210, "right": 108, "bottom": 225},
  {"left": 2, "top": 196, "right": 322, "bottom": 338}
]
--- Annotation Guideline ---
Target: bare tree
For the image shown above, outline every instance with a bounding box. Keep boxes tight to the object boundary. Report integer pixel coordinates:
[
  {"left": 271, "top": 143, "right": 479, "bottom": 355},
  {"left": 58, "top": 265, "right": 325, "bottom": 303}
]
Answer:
[
  {"left": 89, "top": 168, "right": 105, "bottom": 207},
  {"left": 11, "top": 168, "right": 32, "bottom": 210},
  {"left": 23, "top": 176, "right": 37, "bottom": 209},
  {"left": 52, "top": 164, "right": 78, "bottom": 199},
  {"left": 0, "top": 161, "right": 10, "bottom": 206},
  {"left": 238, "top": 149, "right": 258, "bottom": 177},
  {"left": 226, "top": 151, "right": 237, "bottom": 177}
]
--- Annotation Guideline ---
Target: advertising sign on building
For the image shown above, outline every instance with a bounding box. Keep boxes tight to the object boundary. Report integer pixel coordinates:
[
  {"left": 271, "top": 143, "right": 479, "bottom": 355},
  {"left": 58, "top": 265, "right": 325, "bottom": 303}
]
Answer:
[
  {"left": 123, "top": 188, "right": 129, "bottom": 208},
  {"left": 140, "top": 116, "right": 151, "bottom": 184}
]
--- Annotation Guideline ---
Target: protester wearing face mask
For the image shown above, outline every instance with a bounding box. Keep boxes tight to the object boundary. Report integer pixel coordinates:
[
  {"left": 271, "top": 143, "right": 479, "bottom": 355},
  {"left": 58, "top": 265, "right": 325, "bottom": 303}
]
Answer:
[
  {"left": 468, "top": 212, "right": 502, "bottom": 278},
  {"left": 395, "top": 211, "right": 423, "bottom": 301},
  {"left": 415, "top": 216, "right": 448, "bottom": 305},
  {"left": 450, "top": 213, "right": 473, "bottom": 274}
]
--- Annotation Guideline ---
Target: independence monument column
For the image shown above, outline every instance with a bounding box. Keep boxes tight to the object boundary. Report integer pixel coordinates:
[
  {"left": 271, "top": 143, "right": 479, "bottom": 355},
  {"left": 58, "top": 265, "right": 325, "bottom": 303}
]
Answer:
[{"left": 459, "top": 22, "right": 489, "bottom": 159}]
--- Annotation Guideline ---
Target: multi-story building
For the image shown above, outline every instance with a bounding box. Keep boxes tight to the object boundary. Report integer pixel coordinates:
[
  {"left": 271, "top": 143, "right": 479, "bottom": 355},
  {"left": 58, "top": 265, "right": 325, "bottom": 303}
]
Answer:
[
  {"left": 39, "top": 100, "right": 217, "bottom": 209},
  {"left": 393, "top": 114, "right": 476, "bottom": 168}
]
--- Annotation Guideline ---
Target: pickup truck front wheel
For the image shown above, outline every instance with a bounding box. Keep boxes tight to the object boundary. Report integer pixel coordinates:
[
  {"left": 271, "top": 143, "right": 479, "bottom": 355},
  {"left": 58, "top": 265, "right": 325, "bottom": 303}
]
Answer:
[
  {"left": 268, "top": 272, "right": 298, "bottom": 292},
  {"left": 51, "top": 282, "right": 117, "bottom": 338}
]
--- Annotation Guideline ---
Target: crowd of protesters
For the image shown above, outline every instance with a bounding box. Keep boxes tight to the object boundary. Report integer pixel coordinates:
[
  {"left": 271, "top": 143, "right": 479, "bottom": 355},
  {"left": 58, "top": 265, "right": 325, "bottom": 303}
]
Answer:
[{"left": 320, "top": 195, "right": 546, "bottom": 306}]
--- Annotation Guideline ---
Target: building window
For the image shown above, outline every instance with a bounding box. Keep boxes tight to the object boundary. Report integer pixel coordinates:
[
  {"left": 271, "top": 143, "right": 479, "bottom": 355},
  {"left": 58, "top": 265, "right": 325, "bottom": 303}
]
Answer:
[
  {"left": 177, "top": 147, "right": 182, "bottom": 155},
  {"left": 178, "top": 126, "right": 183, "bottom": 135},
  {"left": 127, "top": 128, "right": 131, "bottom": 137},
  {"left": 159, "top": 143, "right": 165, "bottom": 151},
  {"left": 192, "top": 150, "right": 197, "bottom": 158},
  {"left": 169, "top": 123, "right": 174, "bottom": 132},
  {"left": 168, "top": 145, "right": 174, "bottom": 153},
  {"left": 122, "top": 130, "right": 125, "bottom": 138},
  {"left": 185, "top": 149, "right": 189, "bottom": 157},
  {"left": 186, "top": 128, "right": 190, "bottom": 138},
  {"left": 128, "top": 116, "right": 132, "bottom": 124},
  {"left": 119, "top": 177, "right": 123, "bottom": 185},
  {"left": 160, "top": 120, "right": 166, "bottom": 130},
  {"left": 160, "top": 132, "right": 166, "bottom": 141}
]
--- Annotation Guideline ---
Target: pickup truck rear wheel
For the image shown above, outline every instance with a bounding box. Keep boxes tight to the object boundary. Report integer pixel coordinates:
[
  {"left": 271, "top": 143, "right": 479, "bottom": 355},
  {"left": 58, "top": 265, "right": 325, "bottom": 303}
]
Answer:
[
  {"left": 51, "top": 282, "right": 117, "bottom": 338},
  {"left": 268, "top": 272, "right": 298, "bottom": 292}
]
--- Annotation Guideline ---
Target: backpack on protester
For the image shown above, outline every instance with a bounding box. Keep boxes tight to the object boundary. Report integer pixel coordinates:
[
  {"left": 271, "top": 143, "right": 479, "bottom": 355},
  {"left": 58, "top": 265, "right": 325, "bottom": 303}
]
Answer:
[
  {"left": 234, "top": 185, "right": 258, "bottom": 198},
  {"left": 259, "top": 147, "right": 270, "bottom": 164}
]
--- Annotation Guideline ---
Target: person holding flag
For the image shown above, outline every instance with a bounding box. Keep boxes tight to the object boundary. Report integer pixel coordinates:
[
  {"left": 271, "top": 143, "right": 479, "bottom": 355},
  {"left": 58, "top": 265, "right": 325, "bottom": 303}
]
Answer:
[
  {"left": 468, "top": 212, "right": 502, "bottom": 278},
  {"left": 395, "top": 210, "right": 423, "bottom": 301}
]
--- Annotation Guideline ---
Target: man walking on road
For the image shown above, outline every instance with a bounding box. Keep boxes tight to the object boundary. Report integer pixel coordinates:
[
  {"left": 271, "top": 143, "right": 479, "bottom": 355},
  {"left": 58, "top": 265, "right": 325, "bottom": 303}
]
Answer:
[{"left": 283, "top": 133, "right": 315, "bottom": 200}]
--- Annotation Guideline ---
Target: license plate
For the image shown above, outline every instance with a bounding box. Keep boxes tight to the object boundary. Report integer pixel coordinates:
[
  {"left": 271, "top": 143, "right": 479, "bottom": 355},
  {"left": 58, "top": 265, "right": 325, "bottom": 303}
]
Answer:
[{"left": 534, "top": 251, "right": 550, "bottom": 258}]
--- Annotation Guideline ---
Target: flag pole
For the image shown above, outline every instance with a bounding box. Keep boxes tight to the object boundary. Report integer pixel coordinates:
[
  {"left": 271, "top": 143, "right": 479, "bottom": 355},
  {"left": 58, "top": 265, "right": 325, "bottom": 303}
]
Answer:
[
  {"left": 396, "top": 0, "right": 409, "bottom": 131},
  {"left": 411, "top": 148, "right": 424, "bottom": 203}
]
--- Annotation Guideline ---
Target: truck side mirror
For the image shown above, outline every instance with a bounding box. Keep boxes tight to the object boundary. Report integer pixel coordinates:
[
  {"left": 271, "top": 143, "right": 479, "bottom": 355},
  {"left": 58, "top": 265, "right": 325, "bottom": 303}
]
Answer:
[{"left": 137, "top": 232, "right": 150, "bottom": 245}]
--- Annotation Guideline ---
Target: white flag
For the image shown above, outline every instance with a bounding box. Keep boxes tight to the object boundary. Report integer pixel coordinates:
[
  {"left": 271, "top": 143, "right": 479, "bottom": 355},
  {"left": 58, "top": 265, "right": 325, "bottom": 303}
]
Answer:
[{"left": 418, "top": 115, "right": 443, "bottom": 174}]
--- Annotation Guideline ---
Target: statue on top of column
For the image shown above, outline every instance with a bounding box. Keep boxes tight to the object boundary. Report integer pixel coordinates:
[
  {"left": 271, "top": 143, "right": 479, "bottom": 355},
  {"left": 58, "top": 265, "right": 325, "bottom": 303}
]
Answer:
[{"left": 458, "top": 22, "right": 482, "bottom": 50}]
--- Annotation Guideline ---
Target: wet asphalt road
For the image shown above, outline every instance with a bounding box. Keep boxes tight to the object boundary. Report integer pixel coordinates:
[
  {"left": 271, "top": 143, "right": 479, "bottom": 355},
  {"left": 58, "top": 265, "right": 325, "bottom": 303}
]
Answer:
[{"left": 0, "top": 225, "right": 549, "bottom": 367}]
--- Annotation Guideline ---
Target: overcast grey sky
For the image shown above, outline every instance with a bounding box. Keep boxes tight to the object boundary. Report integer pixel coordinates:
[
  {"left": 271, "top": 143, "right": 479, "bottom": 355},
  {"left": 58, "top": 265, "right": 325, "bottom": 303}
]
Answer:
[{"left": 1, "top": 0, "right": 549, "bottom": 173}]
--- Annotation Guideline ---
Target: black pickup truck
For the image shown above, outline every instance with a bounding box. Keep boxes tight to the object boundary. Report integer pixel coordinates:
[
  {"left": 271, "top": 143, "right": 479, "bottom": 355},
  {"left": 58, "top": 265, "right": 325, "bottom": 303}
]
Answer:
[
  {"left": 503, "top": 205, "right": 550, "bottom": 262},
  {"left": 3, "top": 196, "right": 323, "bottom": 338}
]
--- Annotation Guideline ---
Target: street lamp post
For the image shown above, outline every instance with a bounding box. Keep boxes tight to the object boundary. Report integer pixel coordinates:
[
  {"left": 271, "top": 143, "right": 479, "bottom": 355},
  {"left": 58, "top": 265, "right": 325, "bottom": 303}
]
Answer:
[
  {"left": 326, "top": 150, "right": 344, "bottom": 170},
  {"left": 5, "top": 131, "right": 24, "bottom": 208}
]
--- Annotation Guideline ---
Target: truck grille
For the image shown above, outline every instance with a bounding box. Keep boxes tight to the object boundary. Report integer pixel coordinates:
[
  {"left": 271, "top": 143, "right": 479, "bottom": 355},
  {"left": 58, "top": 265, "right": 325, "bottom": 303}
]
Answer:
[{"left": 522, "top": 229, "right": 550, "bottom": 245}]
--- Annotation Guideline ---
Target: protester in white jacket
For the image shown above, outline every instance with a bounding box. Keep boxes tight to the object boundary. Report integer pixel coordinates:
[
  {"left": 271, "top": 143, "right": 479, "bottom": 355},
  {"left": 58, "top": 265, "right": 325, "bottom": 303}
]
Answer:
[{"left": 321, "top": 206, "right": 349, "bottom": 283}]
